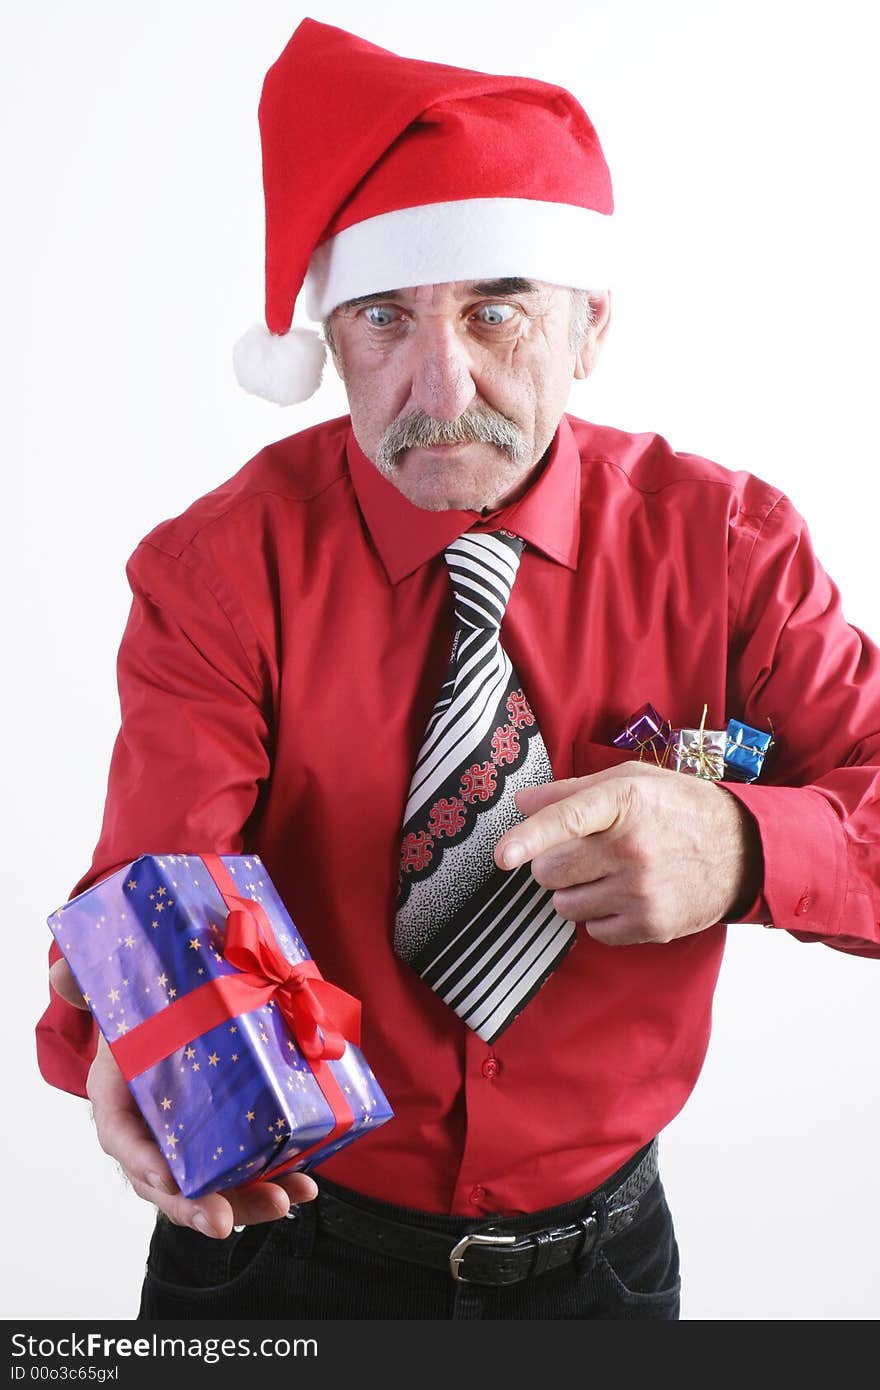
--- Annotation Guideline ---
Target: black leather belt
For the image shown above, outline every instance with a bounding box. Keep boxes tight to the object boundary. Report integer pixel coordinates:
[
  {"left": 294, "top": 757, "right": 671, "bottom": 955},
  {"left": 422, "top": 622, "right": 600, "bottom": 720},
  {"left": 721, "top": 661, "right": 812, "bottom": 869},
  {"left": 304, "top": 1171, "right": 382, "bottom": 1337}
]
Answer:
[{"left": 316, "top": 1139, "right": 659, "bottom": 1285}]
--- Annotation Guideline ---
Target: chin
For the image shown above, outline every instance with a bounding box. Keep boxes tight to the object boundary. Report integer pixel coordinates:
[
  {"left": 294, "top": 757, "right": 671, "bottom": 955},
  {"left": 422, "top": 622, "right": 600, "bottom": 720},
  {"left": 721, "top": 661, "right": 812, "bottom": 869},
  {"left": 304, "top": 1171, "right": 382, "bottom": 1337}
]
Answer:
[
  {"left": 396, "top": 460, "right": 521, "bottom": 514},
  {"left": 396, "top": 476, "right": 496, "bottom": 512}
]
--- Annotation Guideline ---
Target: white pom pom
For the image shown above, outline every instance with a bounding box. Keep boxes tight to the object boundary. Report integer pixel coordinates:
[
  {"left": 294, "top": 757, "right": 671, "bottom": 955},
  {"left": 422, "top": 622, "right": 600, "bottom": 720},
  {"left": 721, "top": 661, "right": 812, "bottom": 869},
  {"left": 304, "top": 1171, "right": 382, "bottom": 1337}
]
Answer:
[{"left": 232, "top": 323, "right": 327, "bottom": 405}]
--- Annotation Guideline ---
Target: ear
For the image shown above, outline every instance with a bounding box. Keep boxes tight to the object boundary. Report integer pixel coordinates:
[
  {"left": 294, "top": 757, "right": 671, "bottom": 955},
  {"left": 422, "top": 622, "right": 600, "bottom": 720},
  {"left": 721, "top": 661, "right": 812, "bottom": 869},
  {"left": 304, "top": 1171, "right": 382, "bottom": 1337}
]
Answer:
[{"left": 573, "top": 290, "right": 612, "bottom": 381}]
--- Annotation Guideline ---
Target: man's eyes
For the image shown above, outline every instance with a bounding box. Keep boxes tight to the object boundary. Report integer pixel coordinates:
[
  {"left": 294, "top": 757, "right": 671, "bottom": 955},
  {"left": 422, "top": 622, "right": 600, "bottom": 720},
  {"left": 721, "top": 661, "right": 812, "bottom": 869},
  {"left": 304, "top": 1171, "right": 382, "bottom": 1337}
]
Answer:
[
  {"left": 472, "top": 303, "right": 516, "bottom": 326},
  {"left": 360, "top": 303, "right": 518, "bottom": 330},
  {"left": 363, "top": 305, "right": 400, "bottom": 328}
]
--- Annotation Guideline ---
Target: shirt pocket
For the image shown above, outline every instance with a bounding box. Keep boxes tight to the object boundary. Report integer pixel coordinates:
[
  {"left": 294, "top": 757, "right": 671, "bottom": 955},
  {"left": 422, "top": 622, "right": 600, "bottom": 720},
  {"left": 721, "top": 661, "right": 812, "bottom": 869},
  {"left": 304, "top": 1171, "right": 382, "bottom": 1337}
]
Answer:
[{"left": 572, "top": 737, "right": 639, "bottom": 777}]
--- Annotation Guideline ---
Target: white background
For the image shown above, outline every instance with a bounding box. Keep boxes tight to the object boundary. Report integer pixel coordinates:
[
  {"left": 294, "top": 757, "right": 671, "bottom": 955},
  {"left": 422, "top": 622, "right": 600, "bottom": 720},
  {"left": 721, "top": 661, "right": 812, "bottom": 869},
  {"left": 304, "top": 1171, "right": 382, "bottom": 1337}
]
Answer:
[{"left": 3, "top": 0, "right": 878, "bottom": 1322}]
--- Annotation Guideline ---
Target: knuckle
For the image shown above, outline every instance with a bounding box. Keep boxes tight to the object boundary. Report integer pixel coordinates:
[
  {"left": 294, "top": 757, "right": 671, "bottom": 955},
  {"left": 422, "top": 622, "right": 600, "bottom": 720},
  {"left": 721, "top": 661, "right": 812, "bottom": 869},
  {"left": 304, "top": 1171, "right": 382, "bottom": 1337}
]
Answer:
[
  {"left": 624, "top": 833, "right": 653, "bottom": 871},
  {"left": 618, "top": 776, "right": 648, "bottom": 821},
  {"left": 557, "top": 796, "right": 592, "bottom": 840},
  {"left": 147, "top": 1192, "right": 190, "bottom": 1226}
]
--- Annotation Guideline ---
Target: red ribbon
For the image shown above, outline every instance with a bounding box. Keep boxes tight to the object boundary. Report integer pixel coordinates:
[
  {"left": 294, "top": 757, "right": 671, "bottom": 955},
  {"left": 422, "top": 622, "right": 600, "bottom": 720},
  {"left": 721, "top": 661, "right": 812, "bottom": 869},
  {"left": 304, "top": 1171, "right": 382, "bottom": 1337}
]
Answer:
[{"left": 109, "top": 853, "right": 361, "bottom": 1179}]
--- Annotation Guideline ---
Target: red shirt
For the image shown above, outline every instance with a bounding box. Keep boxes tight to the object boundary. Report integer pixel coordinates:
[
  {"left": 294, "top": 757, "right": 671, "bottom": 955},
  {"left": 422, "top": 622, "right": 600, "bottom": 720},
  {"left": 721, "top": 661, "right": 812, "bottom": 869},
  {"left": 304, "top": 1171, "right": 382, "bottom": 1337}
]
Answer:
[{"left": 36, "top": 413, "right": 880, "bottom": 1215}]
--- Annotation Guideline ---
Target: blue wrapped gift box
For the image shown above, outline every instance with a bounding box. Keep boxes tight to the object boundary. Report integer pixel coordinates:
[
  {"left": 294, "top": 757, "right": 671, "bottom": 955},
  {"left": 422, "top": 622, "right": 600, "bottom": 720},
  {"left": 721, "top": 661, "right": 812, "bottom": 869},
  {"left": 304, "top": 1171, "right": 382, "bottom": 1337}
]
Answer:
[{"left": 48, "top": 852, "right": 393, "bottom": 1198}]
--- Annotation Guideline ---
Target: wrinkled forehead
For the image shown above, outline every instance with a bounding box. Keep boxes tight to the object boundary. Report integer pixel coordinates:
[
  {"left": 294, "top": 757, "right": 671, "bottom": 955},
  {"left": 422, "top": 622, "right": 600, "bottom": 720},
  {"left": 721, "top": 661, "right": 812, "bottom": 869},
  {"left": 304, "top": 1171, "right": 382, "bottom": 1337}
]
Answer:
[{"left": 331, "top": 277, "right": 554, "bottom": 314}]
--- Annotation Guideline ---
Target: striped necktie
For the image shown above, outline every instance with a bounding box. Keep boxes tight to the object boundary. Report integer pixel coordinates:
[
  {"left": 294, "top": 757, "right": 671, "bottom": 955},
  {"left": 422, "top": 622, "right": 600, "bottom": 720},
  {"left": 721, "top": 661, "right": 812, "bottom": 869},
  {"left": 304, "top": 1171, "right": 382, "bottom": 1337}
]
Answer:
[{"left": 393, "top": 529, "right": 576, "bottom": 1042}]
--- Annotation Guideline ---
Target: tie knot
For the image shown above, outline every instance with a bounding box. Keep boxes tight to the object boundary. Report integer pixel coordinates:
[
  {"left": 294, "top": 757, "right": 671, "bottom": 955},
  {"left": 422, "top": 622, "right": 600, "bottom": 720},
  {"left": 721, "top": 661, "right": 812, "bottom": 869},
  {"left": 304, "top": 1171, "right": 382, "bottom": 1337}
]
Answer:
[{"left": 444, "top": 530, "right": 524, "bottom": 630}]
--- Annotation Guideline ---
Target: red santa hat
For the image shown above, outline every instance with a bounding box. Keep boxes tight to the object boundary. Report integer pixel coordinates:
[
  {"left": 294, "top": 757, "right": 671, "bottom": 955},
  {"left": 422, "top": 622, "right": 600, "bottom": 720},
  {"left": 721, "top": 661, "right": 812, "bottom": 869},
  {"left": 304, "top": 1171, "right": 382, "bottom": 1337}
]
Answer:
[{"left": 233, "top": 18, "right": 614, "bottom": 405}]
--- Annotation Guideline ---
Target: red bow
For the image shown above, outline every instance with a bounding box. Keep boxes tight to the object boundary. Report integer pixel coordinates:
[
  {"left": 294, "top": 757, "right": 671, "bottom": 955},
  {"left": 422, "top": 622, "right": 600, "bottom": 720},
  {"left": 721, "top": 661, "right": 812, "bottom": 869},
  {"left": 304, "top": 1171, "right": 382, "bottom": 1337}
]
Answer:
[
  {"left": 111, "top": 859, "right": 361, "bottom": 1082},
  {"left": 223, "top": 904, "right": 360, "bottom": 1059}
]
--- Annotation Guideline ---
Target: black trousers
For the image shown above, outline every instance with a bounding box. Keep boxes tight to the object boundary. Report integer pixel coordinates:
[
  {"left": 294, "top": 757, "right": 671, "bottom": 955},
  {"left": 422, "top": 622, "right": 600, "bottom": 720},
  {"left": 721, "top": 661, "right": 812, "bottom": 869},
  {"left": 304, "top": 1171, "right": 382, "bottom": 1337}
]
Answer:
[{"left": 137, "top": 1143, "right": 680, "bottom": 1320}]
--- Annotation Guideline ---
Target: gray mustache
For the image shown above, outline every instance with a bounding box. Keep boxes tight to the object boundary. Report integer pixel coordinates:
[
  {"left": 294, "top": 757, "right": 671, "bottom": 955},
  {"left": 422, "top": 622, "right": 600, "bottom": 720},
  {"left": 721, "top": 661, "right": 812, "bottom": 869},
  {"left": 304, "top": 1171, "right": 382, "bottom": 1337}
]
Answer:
[{"left": 376, "top": 405, "right": 527, "bottom": 469}]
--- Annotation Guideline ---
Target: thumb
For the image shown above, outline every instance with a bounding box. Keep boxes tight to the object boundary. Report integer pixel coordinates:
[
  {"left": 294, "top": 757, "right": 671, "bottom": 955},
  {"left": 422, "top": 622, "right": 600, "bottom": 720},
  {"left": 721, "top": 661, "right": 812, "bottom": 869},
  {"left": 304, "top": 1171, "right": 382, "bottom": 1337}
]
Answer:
[{"left": 49, "top": 957, "right": 89, "bottom": 1010}]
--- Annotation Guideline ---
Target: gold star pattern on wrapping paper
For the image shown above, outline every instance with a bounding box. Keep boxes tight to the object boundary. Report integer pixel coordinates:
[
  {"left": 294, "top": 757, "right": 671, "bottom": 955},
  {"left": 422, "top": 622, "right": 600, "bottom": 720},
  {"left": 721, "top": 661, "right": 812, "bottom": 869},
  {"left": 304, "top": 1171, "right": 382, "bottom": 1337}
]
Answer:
[
  {"left": 152, "top": 921, "right": 159, "bottom": 929},
  {"left": 116, "top": 1021, "right": 129, "bottom": 1035},
  {"left": 157, "top": 887, "right": 166, "bottom": 897},
  {"left": 63, "top": 852, "right": 387, "bottom": 1195},
  {"left": 126, "top": 880, "right": 137, "bottom": 892},
  {"left": 108, "top": 988, "right": 120, "bottom": 1003}
]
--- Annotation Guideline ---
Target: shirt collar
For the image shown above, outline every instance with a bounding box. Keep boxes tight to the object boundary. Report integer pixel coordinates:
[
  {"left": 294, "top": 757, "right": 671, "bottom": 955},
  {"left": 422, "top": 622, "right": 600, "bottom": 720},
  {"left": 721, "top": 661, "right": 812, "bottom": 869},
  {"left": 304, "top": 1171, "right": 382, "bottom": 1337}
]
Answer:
[{"left": 346, "top": 414, "right": 581, "bottom": 584}]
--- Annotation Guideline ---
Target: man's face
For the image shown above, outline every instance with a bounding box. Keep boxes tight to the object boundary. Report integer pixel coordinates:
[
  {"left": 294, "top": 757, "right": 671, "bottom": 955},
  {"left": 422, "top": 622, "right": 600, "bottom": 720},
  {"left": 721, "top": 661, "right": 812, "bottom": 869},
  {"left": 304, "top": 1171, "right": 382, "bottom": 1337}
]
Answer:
[{"left": 327, "top": 278, "right": 609, "bottom": 513}]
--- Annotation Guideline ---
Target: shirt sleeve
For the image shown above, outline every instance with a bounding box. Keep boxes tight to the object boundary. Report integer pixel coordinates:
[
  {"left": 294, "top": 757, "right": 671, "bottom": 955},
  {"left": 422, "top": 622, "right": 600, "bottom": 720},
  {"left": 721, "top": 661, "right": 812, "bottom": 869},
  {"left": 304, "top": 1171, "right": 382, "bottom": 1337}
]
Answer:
[
  {"left": 723, "top": 491, "right": 880, "bottom": 956},
  {"left": 36, "top": 539, "right": 274, "bottom": 1097}
]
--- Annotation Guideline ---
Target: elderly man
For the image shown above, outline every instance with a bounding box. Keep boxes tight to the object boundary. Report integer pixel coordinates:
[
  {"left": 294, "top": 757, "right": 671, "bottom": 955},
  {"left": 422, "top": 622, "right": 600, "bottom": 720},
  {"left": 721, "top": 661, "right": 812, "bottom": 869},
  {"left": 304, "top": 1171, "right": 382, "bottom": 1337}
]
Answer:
[{"left": 38, "top": 18, "right": 880, "bottom": 1321}]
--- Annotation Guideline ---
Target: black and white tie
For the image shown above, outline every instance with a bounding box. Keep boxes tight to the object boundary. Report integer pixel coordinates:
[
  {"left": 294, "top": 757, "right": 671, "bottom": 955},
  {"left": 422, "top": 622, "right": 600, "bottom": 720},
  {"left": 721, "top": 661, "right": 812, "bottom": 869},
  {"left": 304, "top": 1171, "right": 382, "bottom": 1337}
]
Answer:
[{"left": 393, "top": 529, "right": 576, "bottom": 1042}]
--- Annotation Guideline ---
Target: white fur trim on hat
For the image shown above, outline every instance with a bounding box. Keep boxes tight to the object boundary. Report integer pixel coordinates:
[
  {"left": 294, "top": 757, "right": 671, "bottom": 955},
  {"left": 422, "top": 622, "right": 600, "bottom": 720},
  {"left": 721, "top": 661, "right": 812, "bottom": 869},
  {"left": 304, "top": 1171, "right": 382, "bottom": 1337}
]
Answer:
[
  {"left": 232, "top": 323, "right": 327, "bottom": 405},
  {"left": 304, "top": 197, "right": 614, "bottom": 319}
]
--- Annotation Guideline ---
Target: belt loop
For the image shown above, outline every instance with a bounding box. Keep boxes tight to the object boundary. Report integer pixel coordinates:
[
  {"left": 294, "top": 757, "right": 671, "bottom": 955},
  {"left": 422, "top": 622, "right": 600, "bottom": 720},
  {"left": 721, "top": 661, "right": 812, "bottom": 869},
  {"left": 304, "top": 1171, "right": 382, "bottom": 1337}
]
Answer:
[
  {"left": 575, "top": 1191, "right": 607, "bottom": 1272},
  {"left": 528, "top": 1229, "right": 555, "bottom": 1279}
]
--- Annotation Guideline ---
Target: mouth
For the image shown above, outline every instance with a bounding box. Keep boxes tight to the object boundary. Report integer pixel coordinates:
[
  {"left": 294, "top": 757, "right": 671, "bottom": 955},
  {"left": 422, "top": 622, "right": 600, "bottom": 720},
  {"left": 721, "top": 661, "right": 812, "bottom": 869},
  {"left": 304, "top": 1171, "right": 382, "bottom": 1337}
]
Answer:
[{"left": 407, "top": 440, "right": 486, "bottom": 457}]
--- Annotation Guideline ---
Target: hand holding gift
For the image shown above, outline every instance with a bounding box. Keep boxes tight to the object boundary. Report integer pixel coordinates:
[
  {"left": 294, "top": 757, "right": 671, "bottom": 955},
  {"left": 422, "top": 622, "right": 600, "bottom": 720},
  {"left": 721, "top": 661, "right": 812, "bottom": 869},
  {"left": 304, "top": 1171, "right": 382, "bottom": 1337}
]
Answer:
[
  {"left": 47, "top": 851, "right": 393, "bottom": 1238},
  {"left": 50, "top": 958, "right": 319, "bottom": 1236}
]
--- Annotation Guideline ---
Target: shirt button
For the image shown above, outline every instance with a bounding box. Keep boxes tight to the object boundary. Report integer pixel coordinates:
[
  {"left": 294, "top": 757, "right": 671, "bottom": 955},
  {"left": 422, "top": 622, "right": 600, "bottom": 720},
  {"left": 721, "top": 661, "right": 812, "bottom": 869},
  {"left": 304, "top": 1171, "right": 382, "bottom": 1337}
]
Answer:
[
  {"left": 469, "top": 1185, "right": 486, "bottom": 1205},
  {"left": 795, "top": 894, "right": 812, "bottom": 915},
  {"left": 481, "top": 1057, "right": 500, "bottom": 1079}
]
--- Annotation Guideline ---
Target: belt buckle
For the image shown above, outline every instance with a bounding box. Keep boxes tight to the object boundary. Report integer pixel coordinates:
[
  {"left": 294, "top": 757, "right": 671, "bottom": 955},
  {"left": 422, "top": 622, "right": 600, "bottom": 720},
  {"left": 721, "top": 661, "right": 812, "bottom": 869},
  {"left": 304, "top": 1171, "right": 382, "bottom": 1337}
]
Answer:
[{"left": 448, "top": 1230, "right": 516, "bottom": 1283}]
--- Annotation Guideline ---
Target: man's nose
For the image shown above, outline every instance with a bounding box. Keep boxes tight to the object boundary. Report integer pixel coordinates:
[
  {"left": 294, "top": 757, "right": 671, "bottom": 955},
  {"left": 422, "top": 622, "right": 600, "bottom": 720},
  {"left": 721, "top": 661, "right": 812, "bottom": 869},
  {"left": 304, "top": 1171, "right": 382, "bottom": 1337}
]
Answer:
[{"left": 408, "top": 325, "right": 477, "bottom": 420}]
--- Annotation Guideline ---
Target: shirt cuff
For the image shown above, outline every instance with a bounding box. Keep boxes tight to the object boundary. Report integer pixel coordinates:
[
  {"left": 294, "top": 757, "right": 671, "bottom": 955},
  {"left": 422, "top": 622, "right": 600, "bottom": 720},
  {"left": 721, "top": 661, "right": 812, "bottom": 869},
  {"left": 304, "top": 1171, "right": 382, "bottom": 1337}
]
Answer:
[{"left": 720, "top": 782, "right": 847, "bottom": 935}]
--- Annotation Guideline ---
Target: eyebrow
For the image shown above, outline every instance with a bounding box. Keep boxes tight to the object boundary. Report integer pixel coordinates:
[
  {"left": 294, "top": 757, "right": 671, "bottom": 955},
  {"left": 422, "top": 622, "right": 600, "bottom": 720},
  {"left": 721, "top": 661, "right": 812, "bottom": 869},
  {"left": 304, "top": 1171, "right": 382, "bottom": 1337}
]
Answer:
[
  {"left": 470, "top": 277, "right": 537, "bottom": 296},
  {"left": 338, "top": 277, "right": 539, "bottom": 311}
]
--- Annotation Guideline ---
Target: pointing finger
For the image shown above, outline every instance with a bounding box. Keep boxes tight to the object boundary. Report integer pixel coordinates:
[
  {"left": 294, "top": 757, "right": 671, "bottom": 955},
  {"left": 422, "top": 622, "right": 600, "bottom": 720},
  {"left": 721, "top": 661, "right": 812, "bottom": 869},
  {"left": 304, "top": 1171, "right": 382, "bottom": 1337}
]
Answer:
[
  {"left": 496, "top": 781, "right": 622, "bottom": 870},
  {"left": 513, "top": 778, "right": 582, "bottom": 816}
]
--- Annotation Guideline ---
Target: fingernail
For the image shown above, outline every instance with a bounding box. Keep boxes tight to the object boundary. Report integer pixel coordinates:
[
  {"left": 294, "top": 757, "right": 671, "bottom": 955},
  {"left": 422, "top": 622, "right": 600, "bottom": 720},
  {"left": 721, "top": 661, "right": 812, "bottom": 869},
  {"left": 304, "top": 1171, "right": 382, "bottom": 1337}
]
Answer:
[
  {"left": 145, "top": 1170, "right": 175, "bottom": 1194},
  {"left": 502, "top": 842, "right": 524, "bottom": 869},
  {"left": 192, "top": 1211, "right": 216, "bottom": 1238}
]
